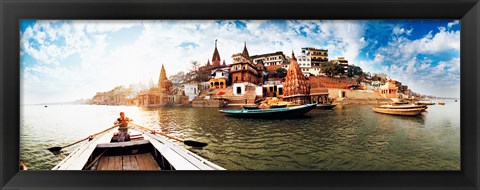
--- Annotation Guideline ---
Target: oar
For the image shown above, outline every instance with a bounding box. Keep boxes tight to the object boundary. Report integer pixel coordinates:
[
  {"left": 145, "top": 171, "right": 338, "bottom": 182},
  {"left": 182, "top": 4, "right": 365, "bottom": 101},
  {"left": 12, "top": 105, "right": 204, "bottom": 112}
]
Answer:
[
  {"left": 47, "top": 124, "right": 121, "bottom": 153},
  {"left": 130, "top": 123, "right": 208, "bottom": 148}
]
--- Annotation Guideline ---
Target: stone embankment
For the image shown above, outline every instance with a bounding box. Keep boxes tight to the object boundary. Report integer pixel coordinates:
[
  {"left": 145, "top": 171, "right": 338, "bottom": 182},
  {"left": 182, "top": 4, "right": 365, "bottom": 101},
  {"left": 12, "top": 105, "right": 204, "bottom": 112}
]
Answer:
[{"left": 328, "top": 89, "right": 391, "bottom": 105}]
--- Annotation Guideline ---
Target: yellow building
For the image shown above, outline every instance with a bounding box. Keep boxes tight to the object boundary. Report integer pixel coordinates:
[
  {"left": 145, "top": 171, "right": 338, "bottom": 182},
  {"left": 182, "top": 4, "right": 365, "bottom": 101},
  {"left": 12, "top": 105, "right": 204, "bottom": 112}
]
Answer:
[{"left": 380, "top": 80, "right": 399, "bottom": 98}]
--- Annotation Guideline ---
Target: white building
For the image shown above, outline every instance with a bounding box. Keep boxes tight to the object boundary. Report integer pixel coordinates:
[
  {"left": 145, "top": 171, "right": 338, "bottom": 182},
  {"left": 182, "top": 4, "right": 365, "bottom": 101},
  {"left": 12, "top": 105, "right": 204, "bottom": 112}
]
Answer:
[
  {"left": 297, "top": 55, "right": 311, "bottom": 68},
  {"left": 307, "top": 66, "right": 323, "bottom": 76},
  {"left": 250, "top": 51, "right": 288, "bottom": 66},
  {"left": 210, "top": 67, "right": 229, "bottom": 79},
  {"left": 183, "top": 83, "right": 199, "bottom": 101},
  {"left": 233, "top": 83, "right": 247, "bottom": 96}
]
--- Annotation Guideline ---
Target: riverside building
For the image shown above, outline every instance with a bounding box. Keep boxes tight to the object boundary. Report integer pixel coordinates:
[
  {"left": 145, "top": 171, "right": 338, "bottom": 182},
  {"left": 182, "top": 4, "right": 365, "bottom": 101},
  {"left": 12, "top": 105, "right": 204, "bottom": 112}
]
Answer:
[{"left": 283, "top": 51, "right": 311, "bottom": 105}]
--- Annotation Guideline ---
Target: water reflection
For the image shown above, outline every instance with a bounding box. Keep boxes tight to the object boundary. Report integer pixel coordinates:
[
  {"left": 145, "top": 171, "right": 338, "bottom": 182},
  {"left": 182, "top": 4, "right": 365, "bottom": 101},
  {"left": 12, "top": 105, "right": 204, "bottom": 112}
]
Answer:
[{"left": 20, "top": 102, "right": 460, "bottom": 170}]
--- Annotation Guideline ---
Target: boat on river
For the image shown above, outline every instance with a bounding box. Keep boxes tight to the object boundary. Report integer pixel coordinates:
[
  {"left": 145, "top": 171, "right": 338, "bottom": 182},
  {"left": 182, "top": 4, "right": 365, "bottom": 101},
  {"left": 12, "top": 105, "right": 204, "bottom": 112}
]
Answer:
[
  {"left": 219, "top": 103, "right": 317, "bottom": 118},
  {"left": 316, "top": 103, "right": 336, "bottom": 110},
  {"left": 243, "top": 105, "right": 260, "bottom": 110},
  {"left": 52, "top": 126, "right": 225, "bottom": 170},
  {"left": 416, "top": 100, "right": 435, "bottom": 105},
  {"left": 372, "top": 107, "right": 425, "bottom": 116},
  {"left": 378, "top": 104, "right": 427, "bottom": 110}
]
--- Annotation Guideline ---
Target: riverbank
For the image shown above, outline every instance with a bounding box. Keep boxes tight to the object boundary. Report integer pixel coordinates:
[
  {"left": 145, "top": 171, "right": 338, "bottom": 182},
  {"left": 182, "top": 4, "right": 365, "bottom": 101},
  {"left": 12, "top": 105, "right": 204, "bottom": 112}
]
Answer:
[{"left": 327, "top": 89, "right": 392, "bottom": 105}]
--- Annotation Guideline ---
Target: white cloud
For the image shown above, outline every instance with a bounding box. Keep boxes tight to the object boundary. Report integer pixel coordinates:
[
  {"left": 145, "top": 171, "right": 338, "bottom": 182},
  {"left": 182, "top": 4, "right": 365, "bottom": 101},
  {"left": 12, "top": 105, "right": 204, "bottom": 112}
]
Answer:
[
  {"left": 447, "top": 20, "right": 460, "bottom": 28},
  {"left": 20, "top": 20, "right": 459, "bottom": 104}
]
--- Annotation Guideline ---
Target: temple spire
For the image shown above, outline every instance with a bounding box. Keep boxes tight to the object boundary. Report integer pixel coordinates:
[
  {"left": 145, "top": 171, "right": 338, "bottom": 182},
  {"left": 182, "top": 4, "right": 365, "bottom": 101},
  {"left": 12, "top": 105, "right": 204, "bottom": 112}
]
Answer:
[
  {"left": 158, "top": 64, "right": 168, "bottom": 89},
  {"left": 212, "top": 39, "right": 221, "bottom": 66},
  {"left": 291, "top": 50, "right": 296, "bottom": 60},
  {"left": 242, "top": 41, "right": 250, "bottom": 58}
]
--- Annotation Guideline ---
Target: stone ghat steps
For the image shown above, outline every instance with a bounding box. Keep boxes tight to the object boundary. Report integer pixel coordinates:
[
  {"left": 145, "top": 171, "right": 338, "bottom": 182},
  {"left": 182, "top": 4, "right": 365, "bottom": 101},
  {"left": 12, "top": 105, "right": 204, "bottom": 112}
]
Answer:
[{"left": 193, "top": 85, "right": 259, "bottom": 106}]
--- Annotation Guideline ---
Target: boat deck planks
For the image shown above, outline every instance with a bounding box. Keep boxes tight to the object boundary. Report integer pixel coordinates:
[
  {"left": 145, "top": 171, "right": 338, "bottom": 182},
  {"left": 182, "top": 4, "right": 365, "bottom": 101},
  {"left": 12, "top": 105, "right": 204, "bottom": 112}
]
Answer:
[{"left": 96, "top": 153, "right": 160, "bottom": 170}]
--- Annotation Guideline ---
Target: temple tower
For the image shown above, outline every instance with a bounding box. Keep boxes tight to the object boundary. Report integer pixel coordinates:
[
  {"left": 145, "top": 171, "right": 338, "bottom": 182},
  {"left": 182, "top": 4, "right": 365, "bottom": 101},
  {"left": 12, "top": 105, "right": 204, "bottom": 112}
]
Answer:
[
  {"left": 212, "top": 39, "right": 221, "bottom": 67},
  {"left": 158, "top": 64, "right": 173, "bottom": 92},
  {"left": 242, "top": 41, "right": 250, "bottom": 59},
  {"left": 283, "top": 51, "right": 310, "bottom": 104}
]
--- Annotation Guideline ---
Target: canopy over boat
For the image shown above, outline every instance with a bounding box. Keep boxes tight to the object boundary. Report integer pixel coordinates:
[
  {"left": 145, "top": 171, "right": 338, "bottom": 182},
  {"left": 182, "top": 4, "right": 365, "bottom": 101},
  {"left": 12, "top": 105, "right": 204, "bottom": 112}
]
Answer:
[
  {"left": 219, "top": 103, "right": 317, "bottom": 118},
  {"left": 52, "top": 126, "right": 225, "bottom": 170}
]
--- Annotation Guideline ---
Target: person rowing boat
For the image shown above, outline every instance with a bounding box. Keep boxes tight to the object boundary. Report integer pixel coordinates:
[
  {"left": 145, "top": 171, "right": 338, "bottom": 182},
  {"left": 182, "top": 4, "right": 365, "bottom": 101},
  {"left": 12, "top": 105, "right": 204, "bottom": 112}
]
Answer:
[{"left": 112, "top": 112, "right": 133, "bottom": 142}]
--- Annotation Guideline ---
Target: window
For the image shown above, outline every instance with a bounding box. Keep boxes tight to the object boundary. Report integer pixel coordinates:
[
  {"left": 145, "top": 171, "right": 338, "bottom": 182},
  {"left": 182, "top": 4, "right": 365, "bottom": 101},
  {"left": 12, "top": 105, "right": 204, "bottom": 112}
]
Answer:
[{"left": 236, "top": 87, "right": 242, "bottom": 94}]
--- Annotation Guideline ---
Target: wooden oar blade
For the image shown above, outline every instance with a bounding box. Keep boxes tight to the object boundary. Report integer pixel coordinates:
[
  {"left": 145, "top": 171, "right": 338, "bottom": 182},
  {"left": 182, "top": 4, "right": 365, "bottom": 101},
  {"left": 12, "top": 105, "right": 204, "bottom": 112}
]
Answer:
[
  {"left": 47, "top": 147, "right": 62, "bottom": 153},
  {"left": 183, "top": 140, "right": 208, "bottom": 147}
]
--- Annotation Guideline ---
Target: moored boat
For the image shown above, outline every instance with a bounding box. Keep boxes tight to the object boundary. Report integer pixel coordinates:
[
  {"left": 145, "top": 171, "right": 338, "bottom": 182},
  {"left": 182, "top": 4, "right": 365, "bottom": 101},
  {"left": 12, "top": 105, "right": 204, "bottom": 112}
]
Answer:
[
  {"left": 243, "top": 105, "right": 259, "bottom": 110},
  {"left": 438, "top": 102, "right": 445, "bottom": 105},
  {"left": 378, "top": 104, "right": 427, "bottom": 110},
  {"left": 316, "top": 103, "right": 336, "bottom": 110},
  {"left": 219, "top": 103, "right": 317, "bottom": 118},
  {"left": 416, "top": 101, "right": 435, "bottom": 105},
  {"left": 269, "top": 104, "right": 287, "bottom": 108},
  {"left": 52, "top": 126, "right": 225, "bottom": 170},
  {"left": 372, "top": 107, "right": 425, "bottom": 116}
]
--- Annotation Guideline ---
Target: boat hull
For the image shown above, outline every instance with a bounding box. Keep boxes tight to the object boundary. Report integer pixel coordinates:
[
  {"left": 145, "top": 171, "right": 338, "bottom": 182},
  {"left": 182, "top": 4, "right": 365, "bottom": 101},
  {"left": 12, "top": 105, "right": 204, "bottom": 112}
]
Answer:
[
  {"left": 52, "top": 127, "right": 225, "bottom": 170},
  {"left": 372, "top": 107, "right": 425, "bottom": 116},
  {"left": 219, "top": 103, "right": 317, "bottom": 118},
  {"left": 378, "top": 104, "right": 427, "bottom": 110},
  {"left": 315, "top": 104, "right": 336, "bottom": 110}
]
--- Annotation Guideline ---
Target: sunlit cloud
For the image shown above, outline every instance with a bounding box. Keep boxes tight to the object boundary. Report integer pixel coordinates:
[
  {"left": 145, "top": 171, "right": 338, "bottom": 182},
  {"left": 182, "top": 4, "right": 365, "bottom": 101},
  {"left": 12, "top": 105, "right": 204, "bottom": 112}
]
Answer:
[{"left": 20, "top": 20, "right": 460, "bottom": 104}]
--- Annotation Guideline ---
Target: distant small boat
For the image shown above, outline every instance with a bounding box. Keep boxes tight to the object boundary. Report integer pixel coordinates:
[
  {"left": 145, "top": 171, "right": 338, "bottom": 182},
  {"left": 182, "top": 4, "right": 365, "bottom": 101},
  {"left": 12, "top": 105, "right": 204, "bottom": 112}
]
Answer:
[
  {"left": 372, "top": 107, "right": 425, "bottom": 116},
  {"left": 220, "top": 103, "right": 317, "bottom": 118},
  {"left": 454, "top": 99, "right": 458, "bottom": 102},
  {"left": 438, "top": 102, "right": 445, "bottom": 105},
  {"left": 416, "top": 101, "right": 435, "bottom": 105},
  {"left": 44, "top": 105, "right": 48, "bottom": 108},
  {"left": 316, "top": 103, "right": 336, "bottom": 110}
]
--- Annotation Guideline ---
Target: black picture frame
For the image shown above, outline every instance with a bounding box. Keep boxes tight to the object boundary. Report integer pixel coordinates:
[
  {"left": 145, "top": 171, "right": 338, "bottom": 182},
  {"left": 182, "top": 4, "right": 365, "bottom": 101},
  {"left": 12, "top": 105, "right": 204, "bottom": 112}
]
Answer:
[{"left": 1, "top": 0, "right": 479, "bottom": 189}]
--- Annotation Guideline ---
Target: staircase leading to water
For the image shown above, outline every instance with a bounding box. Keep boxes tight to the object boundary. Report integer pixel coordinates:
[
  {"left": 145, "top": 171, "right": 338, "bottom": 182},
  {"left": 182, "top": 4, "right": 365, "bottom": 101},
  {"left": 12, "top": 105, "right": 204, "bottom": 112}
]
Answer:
[{"left": 192, "top": 86, "right": 258, "bottom": 107}]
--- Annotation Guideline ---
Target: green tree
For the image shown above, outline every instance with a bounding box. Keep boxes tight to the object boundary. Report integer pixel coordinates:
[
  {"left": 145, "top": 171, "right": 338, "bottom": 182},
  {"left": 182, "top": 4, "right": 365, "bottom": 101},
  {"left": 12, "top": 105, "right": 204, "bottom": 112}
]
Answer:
[
  {"left": 321, "top": 61, "right": 343, "bottom": 77},
  {"left": 347, "top": 65, "right": 363, "bottom": 77},
  {"left": 276, "top": 67, "right": 287, "bottom": 78}
]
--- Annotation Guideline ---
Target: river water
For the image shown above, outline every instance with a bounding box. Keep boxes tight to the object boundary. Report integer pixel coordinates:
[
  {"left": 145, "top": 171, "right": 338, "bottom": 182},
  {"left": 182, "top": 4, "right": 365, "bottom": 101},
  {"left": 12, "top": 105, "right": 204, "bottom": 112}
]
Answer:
[{"left": 20, "top": 101, "right": 460, "bottom": 170}]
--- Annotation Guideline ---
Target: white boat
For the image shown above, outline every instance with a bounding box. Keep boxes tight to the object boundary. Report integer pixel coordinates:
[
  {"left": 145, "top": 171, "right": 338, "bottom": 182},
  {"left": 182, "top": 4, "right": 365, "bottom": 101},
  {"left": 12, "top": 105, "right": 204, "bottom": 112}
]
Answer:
[
  {"left": 416, "top": 100, "right": 435, "bottom": 105},
  {"left": 378, "top": 104, "right": 427, "bottom": 110},
  {"left": 372, "top": 107, "right": 425, "bottom": 116},
  {"left": 52, "top": 126, "right": 225, "bottom": 170}
]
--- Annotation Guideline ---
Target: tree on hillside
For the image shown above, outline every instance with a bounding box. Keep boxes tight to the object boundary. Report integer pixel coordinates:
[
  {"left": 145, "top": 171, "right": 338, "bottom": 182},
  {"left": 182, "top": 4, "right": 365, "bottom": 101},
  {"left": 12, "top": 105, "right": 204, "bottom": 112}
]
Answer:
[
  {"left": 347, "top": 65, "right": 363, "bottom": 77},
  {"left": 185, "top": 61, "right": 210, "bottom": 82},
  {"left": 321, "top": 61, "right": 344, "bottom": 77},
  {"left": 169, "top": 71, "right": 186, "bottom": 84},
  {"left": 276, "top": 67, "right": 287, "bottom": 78}
]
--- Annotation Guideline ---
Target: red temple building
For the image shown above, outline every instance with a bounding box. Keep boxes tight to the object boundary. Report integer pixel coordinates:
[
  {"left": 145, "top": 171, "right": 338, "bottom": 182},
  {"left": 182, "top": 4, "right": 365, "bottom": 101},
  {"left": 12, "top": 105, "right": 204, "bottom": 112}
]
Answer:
[{"left": 283, "top": 51, "right": 310, "bottom": 105}]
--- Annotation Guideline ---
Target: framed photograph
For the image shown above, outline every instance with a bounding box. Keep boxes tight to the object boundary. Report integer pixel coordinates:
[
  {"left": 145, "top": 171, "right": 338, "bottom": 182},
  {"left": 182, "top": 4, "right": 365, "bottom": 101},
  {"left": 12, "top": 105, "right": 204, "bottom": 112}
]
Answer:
[{"left": 1, "top": 0, "right": 479, "bottom": 189}]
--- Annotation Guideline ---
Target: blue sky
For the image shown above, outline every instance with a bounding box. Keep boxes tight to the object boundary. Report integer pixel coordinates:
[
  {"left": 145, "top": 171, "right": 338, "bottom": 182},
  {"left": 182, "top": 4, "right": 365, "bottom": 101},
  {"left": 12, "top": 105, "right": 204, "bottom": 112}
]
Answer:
[{"left": 20, "top": 20, "right": 460, "bottom": 104}]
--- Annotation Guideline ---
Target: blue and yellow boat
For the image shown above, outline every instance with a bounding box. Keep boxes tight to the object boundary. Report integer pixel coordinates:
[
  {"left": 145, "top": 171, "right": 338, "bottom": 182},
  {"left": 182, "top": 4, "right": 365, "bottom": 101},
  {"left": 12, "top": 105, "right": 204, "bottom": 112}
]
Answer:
[{"left": 219, "top": 103, "right": 317, "bottom": 118}]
